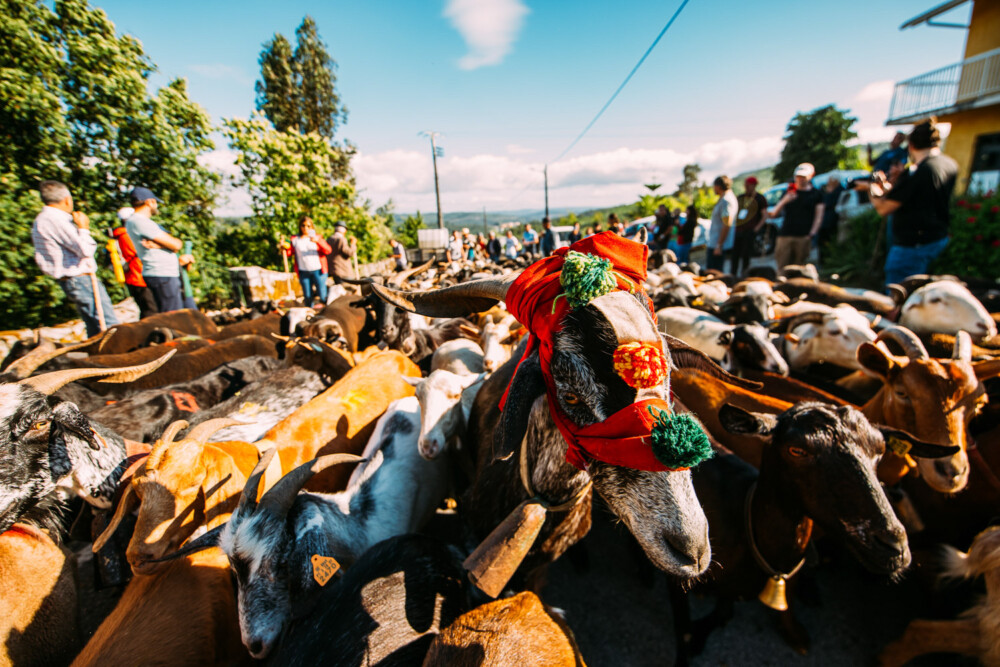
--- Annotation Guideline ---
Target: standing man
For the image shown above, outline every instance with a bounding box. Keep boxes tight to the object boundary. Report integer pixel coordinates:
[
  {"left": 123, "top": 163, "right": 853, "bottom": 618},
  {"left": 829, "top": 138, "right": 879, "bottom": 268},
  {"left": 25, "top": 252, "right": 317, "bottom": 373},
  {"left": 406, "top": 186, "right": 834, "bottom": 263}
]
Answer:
[
  {"left": 539, "top": 217, "right": 560, "bottom": 257},
  {"left": 707, "top": 175, "right": 738, "bottom": 272},
  {"left": 653, "top": 204, "right": 674, "bottom": 250},
  {"left": 32, "top": 180, "right": 119, "bottom": 336},
  {"left": 326, "top": 222, "right": 357, "bottom": 284},
  {"left": 448, "top": 230, "right": 464, "bottom": 262},
  {"left": 870, "top": 119, "right": 957, "bottom": 287},
  {"left": 126, "top": 187, "right": 191, "bottom": 313},
  {"left": 731, "top": 176, "right": 768, "bottom": 277},
  {"left": 768, "top": 163, "right": 824, "bottom": 271},
  {"left": 389, "top": 237, "right": 408, "bottom": 272},
  {"left": 111, "top": 207, "right": 158, "bottom": 319},
  {"left": 522, "top": 224, "right": 538, "bottom": 260},
  {"left": 870, "top": 132, "right": 908, "bottom": 175},
  {"left": 486, "top": 231, "right": 502, "bottom": 262}
]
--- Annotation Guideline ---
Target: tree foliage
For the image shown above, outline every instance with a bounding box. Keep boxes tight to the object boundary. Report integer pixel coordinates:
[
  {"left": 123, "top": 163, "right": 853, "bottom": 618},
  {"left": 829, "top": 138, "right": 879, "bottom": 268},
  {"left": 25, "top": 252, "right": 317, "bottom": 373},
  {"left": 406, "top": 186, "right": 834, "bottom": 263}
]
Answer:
[
  {"left": 0, "top": 0, "right": 220, "bottom": 328},
  {"left": 675, "top": 164, "right": 701, "bottom": 198},
  {"left": 396, "top": 211, "right": 426, "bottom": 248},
  {"left": 255, "top": 16, "right": 346, "bottom": 139},
  {"left": 774, "top": 105, "right": 859, "bottom": 182}
]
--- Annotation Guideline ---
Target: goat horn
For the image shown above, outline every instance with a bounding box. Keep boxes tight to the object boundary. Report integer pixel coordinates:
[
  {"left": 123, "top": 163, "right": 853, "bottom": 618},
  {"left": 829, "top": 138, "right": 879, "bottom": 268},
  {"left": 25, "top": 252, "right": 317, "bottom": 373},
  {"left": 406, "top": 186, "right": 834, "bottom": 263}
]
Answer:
[
  {"left": 783, "top": 311, "right": 828, "bottom": 334},
  {"left": 257, "top": 453, "right": 365, "bottom": 520},
  {"left": 953, "top": 330, "right": 972, "bottom": 362},
  {"left": 96, "top": 327, "right": 118, "bottom": 352},
  {"left": 159, "top": 420, "right": 190, "bottom": 446},
  {"left": 388, "top": 258, "right": 435, "bottom": 287},
  {"left": 237, "top": 447, "right": 277, "bottom": 516},
  {"left": 270, "top": 333, "right": 290, "bottom": 342},
  {"left": 662, "top": 333, "right": 762, "bottom": 390},
  {"left": 371, "top": 273, "right": 519, "bottom": 318},
  {"left": 17, "top": 349, "right": 176, "bottom": 395},
  {"left": 185, "top": 418, "right": 244, "bottom": 444},
  {"left": 876, "top": 327, "right": 928, "bottom": 360},
  {"left": 5, "top": 336, "right": 96, "bottom": 380}
]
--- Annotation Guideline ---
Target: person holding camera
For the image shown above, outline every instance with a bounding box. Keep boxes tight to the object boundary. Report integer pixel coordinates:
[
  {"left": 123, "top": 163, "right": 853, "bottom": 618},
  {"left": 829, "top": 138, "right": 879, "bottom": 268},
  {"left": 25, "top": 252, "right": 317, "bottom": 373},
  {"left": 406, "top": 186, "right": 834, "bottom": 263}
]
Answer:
[{"left": 282, "top": 216, "right": 332, "bottom": 305}]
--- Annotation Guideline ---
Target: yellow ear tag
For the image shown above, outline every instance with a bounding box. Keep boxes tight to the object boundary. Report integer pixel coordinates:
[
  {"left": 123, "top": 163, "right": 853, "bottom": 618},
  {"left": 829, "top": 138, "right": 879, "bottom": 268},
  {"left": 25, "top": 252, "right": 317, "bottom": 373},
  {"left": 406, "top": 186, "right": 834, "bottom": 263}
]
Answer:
[
  {"left": 886, "top": 435, "right": 911, "bottom": 456},
  {"left": 312, "top": 554, "right": 340, "bottom": 586}
]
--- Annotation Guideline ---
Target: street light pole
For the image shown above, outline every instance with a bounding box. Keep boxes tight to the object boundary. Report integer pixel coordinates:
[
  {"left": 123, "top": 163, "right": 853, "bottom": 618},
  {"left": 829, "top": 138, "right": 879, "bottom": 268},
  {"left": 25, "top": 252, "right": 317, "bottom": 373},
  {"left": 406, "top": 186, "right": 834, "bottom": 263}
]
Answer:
[
  {"left": 419, "top": 131, "right": 444, "bottom": 229},
  {"left": 544, "top": 164, "right": 549, "bottom": 219}
]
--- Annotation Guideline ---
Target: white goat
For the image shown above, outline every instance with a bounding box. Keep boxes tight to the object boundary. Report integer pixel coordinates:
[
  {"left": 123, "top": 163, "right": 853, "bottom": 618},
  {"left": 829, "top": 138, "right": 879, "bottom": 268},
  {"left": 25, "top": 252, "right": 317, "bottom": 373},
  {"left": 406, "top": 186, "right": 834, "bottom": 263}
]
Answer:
[
  {"left": 406, "top": 370, "right": 486, "bottom": 459},
  {"left": 782, "top": 306, "right": 877, "bottom": 371},
  {"left": 657, "top": 307, "right": 788, "bottom": 375},
  {"left": 900, "top": 281, "right": 997, "bottom": 341},
  {"left": 479, "top": 313, "right": 517, "bottom": 373},
  {"left": 165, "top": 397, "right": 450, "bottom": 660},
  {"left": 431, "top": 338, "right": 484, "bottom": 374}
]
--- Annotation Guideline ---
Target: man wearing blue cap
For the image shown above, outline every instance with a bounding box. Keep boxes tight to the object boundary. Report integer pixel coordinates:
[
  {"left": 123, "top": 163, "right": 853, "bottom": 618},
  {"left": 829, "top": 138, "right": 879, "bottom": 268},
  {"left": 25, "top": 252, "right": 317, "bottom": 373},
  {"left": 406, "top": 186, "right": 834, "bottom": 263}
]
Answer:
[{"left": 125, "top": 187, "right": 193, "bottom": 312}]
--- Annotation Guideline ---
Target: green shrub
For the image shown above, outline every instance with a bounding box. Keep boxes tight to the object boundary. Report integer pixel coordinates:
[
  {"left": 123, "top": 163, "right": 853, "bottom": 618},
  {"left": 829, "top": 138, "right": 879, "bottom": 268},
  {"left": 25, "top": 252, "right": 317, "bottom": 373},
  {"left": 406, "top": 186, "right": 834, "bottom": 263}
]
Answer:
[
  {"left": 820, "top": 209, "right": 887, "bottom": 290},
  {"left": 931, "top": 191, "right": 1000, "bottom": 280}
]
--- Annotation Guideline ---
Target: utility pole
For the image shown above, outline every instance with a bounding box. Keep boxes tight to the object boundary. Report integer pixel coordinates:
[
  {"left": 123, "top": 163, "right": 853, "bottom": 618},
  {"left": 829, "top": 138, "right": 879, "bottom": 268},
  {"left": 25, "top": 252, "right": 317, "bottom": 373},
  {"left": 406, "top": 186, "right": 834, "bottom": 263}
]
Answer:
[
  {"left": 482, "top": 207, "right": 487, "bottom": 234},
  {"left": 419, "top": 131, "right": 444, "bottom": 229},
  {"left": 544, "top": 164, "right": 549, "bottom": 219}
]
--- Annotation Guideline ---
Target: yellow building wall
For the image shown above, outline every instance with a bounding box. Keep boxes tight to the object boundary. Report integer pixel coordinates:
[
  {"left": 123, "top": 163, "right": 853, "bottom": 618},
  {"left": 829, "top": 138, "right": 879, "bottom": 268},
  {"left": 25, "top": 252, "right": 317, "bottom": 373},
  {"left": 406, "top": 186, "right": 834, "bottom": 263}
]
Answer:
[
  {"left": 964, "top": 0, "right": 1000, "bottom": 58},
  {"left": 940, "top": 105, "right": 1000, "bottom": 192}
]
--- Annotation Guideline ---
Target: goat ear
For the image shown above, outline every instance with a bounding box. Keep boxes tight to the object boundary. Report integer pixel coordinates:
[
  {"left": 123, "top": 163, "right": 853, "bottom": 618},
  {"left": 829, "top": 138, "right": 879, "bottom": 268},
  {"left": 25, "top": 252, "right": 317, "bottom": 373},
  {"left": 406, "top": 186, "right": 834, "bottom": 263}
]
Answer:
[
  {"left": 974, "top": 359, "right": 1000, "bottom": 382},
  {"left": 857, "top": 342, "right": 895, "bottom": 379},
  {"left": 493, "top": 351, "right": 545, "bottom": 463},
  {"left": 719, "top": 404, "right": 777, "bottom": 436},
  {"left": 151, "top": 524, "right": 224, "bottom": 562},
  {"left": 877, "top": 426, "right": 960, "bottom": 459},
  {"left": 92, "top": 485, "right": 138, "bottom": 553},
  {"left": 403, "top": 375, "right": 423, "bottom": 387}
]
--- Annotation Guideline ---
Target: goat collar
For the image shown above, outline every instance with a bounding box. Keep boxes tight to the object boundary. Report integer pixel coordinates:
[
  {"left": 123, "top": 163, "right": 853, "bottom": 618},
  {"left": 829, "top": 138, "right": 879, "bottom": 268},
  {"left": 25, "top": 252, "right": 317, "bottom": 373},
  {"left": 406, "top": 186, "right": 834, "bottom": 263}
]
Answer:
[
  {"left": 502, "top": 232, "right": 711, "bottom": 472},
  {"left": 745, "top": 482, "right": 808, "bottom": 580}
]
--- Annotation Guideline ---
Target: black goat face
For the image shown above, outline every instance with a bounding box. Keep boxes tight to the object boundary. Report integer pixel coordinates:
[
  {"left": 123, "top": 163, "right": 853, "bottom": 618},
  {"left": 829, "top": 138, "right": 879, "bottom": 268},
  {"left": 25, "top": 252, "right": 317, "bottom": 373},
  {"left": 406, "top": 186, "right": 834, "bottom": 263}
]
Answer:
[{"left": 729, "top": 324, "right": 788, "bottom": 376}]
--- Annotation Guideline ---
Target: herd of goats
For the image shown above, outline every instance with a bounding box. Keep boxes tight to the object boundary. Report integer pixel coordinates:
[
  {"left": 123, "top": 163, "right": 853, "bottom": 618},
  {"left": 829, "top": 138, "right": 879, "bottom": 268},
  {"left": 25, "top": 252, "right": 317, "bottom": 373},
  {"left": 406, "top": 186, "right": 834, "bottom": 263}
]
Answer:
[{"left": 1, "top": 229, "right": 999, "bottom": 667}]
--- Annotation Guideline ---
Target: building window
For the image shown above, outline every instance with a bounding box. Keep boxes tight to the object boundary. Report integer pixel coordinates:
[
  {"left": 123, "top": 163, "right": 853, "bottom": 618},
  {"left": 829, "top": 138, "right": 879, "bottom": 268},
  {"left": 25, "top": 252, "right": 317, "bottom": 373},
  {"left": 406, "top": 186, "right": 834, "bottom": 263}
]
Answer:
[{"left": 969, "top": 132, "right": 1000, "bottom": 195}]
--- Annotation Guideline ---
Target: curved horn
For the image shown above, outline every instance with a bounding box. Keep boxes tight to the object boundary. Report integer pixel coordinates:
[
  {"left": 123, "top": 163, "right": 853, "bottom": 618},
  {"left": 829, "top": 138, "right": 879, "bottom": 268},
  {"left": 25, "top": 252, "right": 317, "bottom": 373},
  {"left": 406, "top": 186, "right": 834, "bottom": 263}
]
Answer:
[
  {"left": 17, "top": 348, "right": 176, "bottom": 395},
  {"left": 237, "top": 447, "right": 276, "bottom": 516},
  {"left": 96, "top": 327, "right": 118, "bottom": 352},
  {"left": 783, "top": 311, "right": 828, "bottom": 335},
  {"left": 257, "top": 453, "right": 365, "bottom": 519},
  {"left": 953, "top": 330, "right": 972, "bottom": 362},
  {"left": 389, "top": 258, "right": 435, "bottom": 288},
  {"left": 371, "top": 273, "right": 519, "bottom": 318},
  {"left": 5, "top": 336, "right": 95, "bottom": 380},
  {"left": 185, "top": 418, "right": 244, "bottom": 444},
  {"left": 662, "top": 334, "right": 762, "bottom": 390},
  {"left": 150, "top": 524, "right": 224, "bottom": 562},
  {"left": 876, "top": 327, "right": 929, "bottom": 360},
  {"left": 159, "top": 420, "right": 190, "bottom": 446}
]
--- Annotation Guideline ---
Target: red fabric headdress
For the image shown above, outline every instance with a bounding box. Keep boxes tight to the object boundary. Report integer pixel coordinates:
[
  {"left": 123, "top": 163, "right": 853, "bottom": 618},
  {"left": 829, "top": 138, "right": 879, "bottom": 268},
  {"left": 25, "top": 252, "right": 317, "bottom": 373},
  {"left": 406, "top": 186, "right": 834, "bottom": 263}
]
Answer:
[{"left": 500, "top": 232, "right": 710, "bottom": 472}]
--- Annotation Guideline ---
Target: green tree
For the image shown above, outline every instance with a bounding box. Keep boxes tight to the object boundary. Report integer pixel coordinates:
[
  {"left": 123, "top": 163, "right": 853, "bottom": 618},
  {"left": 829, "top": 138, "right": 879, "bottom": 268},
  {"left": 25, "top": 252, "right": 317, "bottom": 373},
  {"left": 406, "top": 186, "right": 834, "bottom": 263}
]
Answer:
[
  {"left": 675, "top": 164, "right": 701, "bottom": 198},
  {"left": 397, "top": 211, "right": 426, "bottom": 248},
  {"left": 255, "top": 34, "right": 298, "bottom": 133},
  {"left": 0, "top": 0, "right": 220, "bottom": 328},
  {"left": 254, "top": 16, "right": 346, "bottom": 140},
  {"left": 223, "top": 116, "right": 388, "bottom": 265},
  {"left": 774, "top": 105, "right": 859, "bottom": 182}
]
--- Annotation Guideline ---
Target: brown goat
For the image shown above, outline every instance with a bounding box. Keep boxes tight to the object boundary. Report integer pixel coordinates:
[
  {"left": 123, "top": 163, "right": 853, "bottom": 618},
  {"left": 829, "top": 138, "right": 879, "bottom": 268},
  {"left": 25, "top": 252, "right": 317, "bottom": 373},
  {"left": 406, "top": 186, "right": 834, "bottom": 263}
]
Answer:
[
  {"left": 209, "top": 312, "right": 282, "bottom": 342},
  {"left": 258, "top": 350, "right": 421, "bottom": 492},
  {"left": 422, "top": 592, "right": 587, "bottom": 667},
  {"left": 84, "top": 309, "right": 219, "bottom": 354},
  {"left": 93, "top": 419, "right": 270, "bottom": 576},
  {"left": 880, "top": 526, "right": 1000, "bottom": 667},
  {"left": 83, "top": 337, "right": 210, "bottom": 367},
  {"left": 71, "top": 548, "right": 249, "bottom": 667},
  {"left": 0, "top": 524, "right": 79, "bottom": 667}
]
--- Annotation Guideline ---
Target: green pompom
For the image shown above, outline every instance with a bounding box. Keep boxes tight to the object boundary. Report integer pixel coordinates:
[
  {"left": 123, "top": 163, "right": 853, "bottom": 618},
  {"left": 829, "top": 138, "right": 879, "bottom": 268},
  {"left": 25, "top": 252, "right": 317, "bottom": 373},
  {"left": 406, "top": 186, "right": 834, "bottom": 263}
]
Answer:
[
  {"left": 649, "top": 408, "right": 714, "bottom": 469},
  {"left": 560, "top": 251, "right": 617, "bottom": 309}
]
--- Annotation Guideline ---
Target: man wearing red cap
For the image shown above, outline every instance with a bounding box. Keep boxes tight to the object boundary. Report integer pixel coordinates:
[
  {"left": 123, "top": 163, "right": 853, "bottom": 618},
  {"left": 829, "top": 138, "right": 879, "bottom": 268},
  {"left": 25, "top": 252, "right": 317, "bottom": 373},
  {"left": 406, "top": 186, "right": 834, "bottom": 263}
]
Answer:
[{"left": 732, "top": 176, "right": 767, "bottom": 277}]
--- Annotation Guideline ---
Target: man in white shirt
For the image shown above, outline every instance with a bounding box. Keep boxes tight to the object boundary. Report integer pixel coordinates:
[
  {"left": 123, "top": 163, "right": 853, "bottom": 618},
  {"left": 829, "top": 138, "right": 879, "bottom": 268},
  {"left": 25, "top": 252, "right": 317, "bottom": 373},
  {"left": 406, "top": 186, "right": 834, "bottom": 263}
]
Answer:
[
  {"left": 708, "top": 175, "right": 738, "bottom": 272},
  {"left": 125, "top": 187, "right": 192, "bottom": 312},
  {"left": 32, "top": 180, "right": 119, "bottom": 336}
]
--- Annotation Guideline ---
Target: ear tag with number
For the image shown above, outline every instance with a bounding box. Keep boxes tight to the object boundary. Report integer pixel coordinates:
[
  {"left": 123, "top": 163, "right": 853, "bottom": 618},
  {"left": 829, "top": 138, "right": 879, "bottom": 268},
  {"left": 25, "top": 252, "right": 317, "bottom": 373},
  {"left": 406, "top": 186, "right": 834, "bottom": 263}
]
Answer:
[
  {"left": 312, "top": 554, "right": 340, "bottom": 586},
  {"left": 886, "top": 435, "right": 911, "bottom": 456}
]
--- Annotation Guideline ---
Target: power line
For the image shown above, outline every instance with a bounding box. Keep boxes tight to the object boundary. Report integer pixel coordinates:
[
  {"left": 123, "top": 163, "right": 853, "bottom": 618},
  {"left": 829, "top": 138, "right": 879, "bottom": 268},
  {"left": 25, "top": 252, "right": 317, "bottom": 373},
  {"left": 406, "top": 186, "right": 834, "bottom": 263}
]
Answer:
[{"left": 549, "top": 0, "right": 692, "bottom": 165}]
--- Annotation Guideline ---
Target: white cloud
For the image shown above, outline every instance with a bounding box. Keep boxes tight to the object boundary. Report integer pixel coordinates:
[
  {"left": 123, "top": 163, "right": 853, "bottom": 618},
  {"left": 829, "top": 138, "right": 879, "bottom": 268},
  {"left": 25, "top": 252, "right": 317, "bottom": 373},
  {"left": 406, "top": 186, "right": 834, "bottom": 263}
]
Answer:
[
  {"left": 444, "top": 0, "right": 529, "bottom": 70},
  {"left": 853, "top": 80, "right": 895, "bottom": 103},
  {"left": 506, "top": 143, "right": 535, "bottom": 155},
  {"left": 189, "top": 64, "right": 249, "bottom": 82},
  {"left": 353, "top": 135, "right": 785, "bottom": 213},
  {"left": 198, "top": 148, "right": 251, "bottom": 217}
]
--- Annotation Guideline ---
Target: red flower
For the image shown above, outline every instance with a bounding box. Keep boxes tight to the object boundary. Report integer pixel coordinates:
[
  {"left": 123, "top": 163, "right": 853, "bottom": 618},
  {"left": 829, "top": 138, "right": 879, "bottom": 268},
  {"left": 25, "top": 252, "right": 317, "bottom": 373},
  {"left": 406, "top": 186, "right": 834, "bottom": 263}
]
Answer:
[
  {"left": 991, "top": 205, "right": 1000, "bottom": 214},
  {"left": 957, "top": 199, "right": 968, "bottom": 207},
  {"left": 974, "top": 234, "right": 984, "bottom": 241},
  {"left": 972, "top": 203, "right": 982, "bottom": 210},
  {"left": 967, "top": 216, "right": 978, "bottom": 223},
  {"left": 993, "top": 240, "right": 1000, "bottom": 248}
]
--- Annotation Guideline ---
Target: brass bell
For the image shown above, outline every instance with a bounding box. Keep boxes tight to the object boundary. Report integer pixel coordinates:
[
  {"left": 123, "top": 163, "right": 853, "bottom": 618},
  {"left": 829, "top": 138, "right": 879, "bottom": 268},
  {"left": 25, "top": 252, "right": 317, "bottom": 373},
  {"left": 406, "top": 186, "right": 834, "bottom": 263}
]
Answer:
[{"left": 758, "top": 574, "right": 789, "bottom": 611}]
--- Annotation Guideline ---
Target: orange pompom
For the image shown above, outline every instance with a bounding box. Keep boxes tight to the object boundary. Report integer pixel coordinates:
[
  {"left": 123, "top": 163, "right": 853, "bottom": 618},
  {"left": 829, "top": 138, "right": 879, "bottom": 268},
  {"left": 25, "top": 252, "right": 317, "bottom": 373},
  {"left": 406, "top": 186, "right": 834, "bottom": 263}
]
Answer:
[{"left": 613, "top": 342, "right": 669, "bottom": 389}]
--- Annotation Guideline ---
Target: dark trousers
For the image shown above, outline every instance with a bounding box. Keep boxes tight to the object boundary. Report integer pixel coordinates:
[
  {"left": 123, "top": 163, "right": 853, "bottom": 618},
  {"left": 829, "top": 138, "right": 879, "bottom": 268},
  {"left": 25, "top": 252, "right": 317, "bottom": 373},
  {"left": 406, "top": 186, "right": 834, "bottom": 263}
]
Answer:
[
  {"left": 145, "top": 275, "right": 183, "bottom": 312},
  {"left": 127, "top": 283, "right": 159, "bottom": 319},
  {"left": 706, "top": 250, "right": 727, "bottom": 272},
  {"left": 298, "top": 269, "right": 327, "bottom": 304},
  {"left": 731, "top": 231, "right": 756, "bottom": 277}
]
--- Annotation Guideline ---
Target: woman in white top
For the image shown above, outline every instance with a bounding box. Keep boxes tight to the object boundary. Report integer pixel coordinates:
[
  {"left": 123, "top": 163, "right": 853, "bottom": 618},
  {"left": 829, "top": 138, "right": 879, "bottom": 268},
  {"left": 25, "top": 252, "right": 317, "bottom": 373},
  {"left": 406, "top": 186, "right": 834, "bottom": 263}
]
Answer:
[
  {"left": 504, "top": 230, "right": 521, "bottom": 260},
  {"left": 282, "top": 217, "right": 332, "bottom": 305}
]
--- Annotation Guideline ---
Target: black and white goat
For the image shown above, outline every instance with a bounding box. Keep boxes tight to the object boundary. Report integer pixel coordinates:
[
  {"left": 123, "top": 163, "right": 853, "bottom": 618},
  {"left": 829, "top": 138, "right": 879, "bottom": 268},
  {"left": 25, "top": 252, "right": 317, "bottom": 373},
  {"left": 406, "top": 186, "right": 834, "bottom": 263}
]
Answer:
[
  {"left": 0, "top": 353, "right": 174, "bottom": 535},
  {"left": 160, "top": 396, "right": 450, "bottom": 659}
]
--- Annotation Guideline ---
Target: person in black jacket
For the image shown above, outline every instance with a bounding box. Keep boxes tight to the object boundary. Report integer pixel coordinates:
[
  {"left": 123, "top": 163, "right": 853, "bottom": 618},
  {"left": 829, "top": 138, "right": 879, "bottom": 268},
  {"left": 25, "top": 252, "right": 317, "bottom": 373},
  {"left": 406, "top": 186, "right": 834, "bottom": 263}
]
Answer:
[{"left": 486, "top": 230, "right": 502, "bottom": 262}]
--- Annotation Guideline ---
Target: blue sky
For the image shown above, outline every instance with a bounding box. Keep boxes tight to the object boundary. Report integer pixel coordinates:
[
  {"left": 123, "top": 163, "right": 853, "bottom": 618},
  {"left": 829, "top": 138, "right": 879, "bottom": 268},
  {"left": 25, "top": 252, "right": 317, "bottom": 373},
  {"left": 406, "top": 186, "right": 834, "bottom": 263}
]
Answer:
[{"left": 98, "top": 0, "right": 971, "bottom": 214}]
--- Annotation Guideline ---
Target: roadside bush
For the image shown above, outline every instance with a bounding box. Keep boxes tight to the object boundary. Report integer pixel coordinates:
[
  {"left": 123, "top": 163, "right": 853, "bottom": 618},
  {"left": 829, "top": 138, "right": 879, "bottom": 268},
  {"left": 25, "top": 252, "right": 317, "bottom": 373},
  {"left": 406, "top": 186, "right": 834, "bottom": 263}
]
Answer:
[
  {"left": 931, "top": 191, "right": 1000, "bottom": 280},
  {"left": 820, "top": 209, "right": 886, "bottom": 290}
]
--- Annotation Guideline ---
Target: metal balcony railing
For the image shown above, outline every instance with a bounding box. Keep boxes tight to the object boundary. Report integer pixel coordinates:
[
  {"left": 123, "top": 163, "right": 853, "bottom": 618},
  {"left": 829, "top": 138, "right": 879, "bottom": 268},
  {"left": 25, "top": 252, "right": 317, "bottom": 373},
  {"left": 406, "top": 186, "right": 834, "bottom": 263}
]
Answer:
[{"left": 888, "top": 46, "right": 1000, "bottom": 123}]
